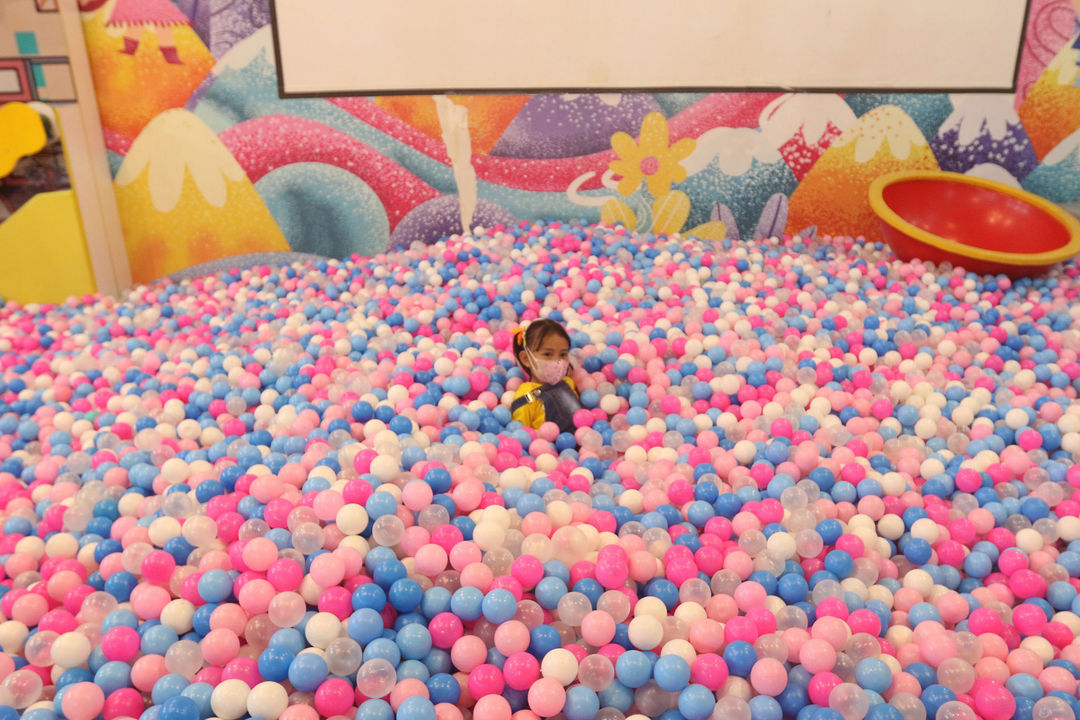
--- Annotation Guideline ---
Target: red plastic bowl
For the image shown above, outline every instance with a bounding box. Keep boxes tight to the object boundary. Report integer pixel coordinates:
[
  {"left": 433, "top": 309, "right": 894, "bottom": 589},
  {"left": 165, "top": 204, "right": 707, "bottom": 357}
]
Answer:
[{"left": 869, "top": 170, "right": 1080, "bottom": 277}]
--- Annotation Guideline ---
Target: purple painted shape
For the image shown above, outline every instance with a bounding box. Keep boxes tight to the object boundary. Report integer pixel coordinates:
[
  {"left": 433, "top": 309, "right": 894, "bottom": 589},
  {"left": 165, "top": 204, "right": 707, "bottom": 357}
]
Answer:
[
  {"left": 389, "top": 196, "right": 518, "bottom": 250},
  {"left": 930, "top": 122, "right": 1039, "bottom": 181},
  {"left": 711, "top": 202, "right": 740, "bottom": 243},
  {"left": 175, "top": 0, "right": 270, "bottom": 58},
  {"left": 753, "top": 193, "right": 788, "bottom": 241},
  {"left": 491, "top": 94, "right": 663, "bottom": 159}
]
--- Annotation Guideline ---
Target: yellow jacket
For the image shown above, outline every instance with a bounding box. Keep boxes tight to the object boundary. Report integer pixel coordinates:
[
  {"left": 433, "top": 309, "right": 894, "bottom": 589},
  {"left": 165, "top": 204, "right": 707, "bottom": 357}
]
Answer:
[{"left": 511, "top": 376, "right": 578, "bottom": 430}]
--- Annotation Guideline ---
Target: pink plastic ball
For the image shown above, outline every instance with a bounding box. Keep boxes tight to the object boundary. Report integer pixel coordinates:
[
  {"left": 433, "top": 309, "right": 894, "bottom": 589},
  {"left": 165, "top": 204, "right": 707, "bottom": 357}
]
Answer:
[
  {"left": 504, "top": 652, "right": 541, "bottom": 691},
  {"left": 140, "top": 551, "right": 176, "bottom": 583},
  {"left": 527, "top": 677, "right": 566, "bottom": 717},
  {"left": 580, "top": 611, "right": 616, "bottom": 646},
  {"left": 430, "top": 613, "right": 464, "bottom": 649},
  {"left": 130, "top": 655, "right": 167, "bottom": 692},
  {"left": 310, "top": 554, "right": 346, "bottom": 587},
  {"left": 201, "top": 628, "right": 240, "bottom": 666},
  {"left": 103, "top": 688, "right": 144, "bottom": 720},
  {"left": 750, "top": 658, "right": 788, "bottom": 696},
  {"left": 473, "top": 695, "right": 512, "bottom": 720},
  {"left": 101, "top": 626, "right": 141, "bottom": 662},
  {"left": 972, "top": 678, "right": 1016, "bottom": 720},
  {"left": 468, "top": 664, "right": 506, "bottom": 698},
  {"left": 315, "top": 677, "right": 355, "bottom": 717},
  {"left": 451, "top": 635, "right": 487, "bottom": 673},
  {"left": 61, "top": 682, "right": 105, "bottom": 720},
  {"left": 691, "top": 654, "right": 729, "bottom": 691}
]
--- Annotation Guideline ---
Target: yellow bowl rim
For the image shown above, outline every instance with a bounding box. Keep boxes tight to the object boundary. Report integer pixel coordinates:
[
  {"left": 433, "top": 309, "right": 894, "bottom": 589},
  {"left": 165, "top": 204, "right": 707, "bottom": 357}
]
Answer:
[{"left": 868, "top": 170, "right": 1080, "bottom": 266}]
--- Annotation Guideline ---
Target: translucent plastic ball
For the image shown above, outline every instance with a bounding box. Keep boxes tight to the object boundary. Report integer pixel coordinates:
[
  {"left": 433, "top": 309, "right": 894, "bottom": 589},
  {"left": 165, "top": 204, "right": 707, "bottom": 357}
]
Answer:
[
  {"left": 356, "top": 658, "right": 397, "bottom": 698},
  {"left": 3, "top": 668, "right": 43, "bottom": 708},
  {"left": 936, "top": 702, "right": 976, "bottom": 720},
  {"left": 1032, "top": 697, "right": 1076, "bottom": 720},
  {"left": 164, "top": 640, "right": 204, "bottom": 680},
  {"left": 24, "top": 630, "right": 58, "bottom": 667},
  {"left": 577, "top": 654, "right": 615, "bottom": 691},
  {"left": 324, "top": 637, "right": 364, "bottom": 677},
  {"left": 830, "top": 683, "right": 870, "bottom": 720}
]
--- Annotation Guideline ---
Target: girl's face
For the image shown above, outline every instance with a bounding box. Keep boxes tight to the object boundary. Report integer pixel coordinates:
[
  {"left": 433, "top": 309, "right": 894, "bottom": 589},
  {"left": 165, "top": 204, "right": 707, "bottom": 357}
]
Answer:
[{"left": 522, "top": 333, "right": 570, "bottom": 377}]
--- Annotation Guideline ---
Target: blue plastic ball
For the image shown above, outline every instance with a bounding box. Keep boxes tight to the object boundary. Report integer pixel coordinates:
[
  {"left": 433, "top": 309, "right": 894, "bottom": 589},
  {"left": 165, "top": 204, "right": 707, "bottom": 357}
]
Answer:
[
  {"left": 564, "top": 686, "right": 601, "bottom": 720},
  {"left": 395, "top": 697, "right": 436, "bottom": 720},
  {"left": 357, "top": 699, "right": 394, "bottom": 720},
  {"left": 615, "top": 650, "right": 652, "bottom": 688},
  {"left": 481, "top": 588, "right": 518, "bottom": 624},
  {"left": 653, "top": 654, "right": 691, "bottom": 692},
  {"left": 854, "top": 658, "right": 892, "bottom": 693},
  {"left": 678, "top": 684, "right": 716, "bottom": 720},
  {"left": 288, "top": 653, "right": 328, "bottom": 692},
  {"left": 160, "top": 696, "right": 199, "bottom": 720}
]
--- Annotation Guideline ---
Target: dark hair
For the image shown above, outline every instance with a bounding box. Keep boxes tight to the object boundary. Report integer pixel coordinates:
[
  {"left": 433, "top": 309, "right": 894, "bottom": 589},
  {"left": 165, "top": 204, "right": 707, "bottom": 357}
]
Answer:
[{"left": 512, "top": 318, "right": 571, "bottom": 379}]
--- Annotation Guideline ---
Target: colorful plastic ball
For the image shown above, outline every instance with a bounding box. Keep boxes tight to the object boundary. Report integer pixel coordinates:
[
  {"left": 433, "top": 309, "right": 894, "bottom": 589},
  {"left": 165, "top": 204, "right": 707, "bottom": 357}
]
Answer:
[
  {"left": 396, "top": 697, "right": 436, "bottom": 720},
  {"left": 257, "top": 647, "right": 293, "bottom": 683},
  {"left": 473, "top": 695, "right": 511, "bottom": 720},
  {"left": 60, "top": 682, "right": 105, "bottom": 720},
  {"left": 482, "top": 589, "right": 518, "bottom": 624},
  {"left": 5, "top": 669, "right": 44, "bottom": 709},
  {"left": 750, "top": 658, "right": 788, "bottom": 697},
  {"left": 971, "top": 678, "right": 1015, "bottom": 720},
  {"left": 358, "top": 699, "right": 394, "bottom": 720},
  {"left": 288, "top": 653, "right": 329, "bottom": 693},
  {"left": 723, "top": 641, "right": 758, "bottom": 677},
  {"left": 504, "top": 652, "right": 541, "bottom": 691},
  {"left": 615, "top": 650, "right": 652, "bottom": 689},
  {"left": 357, "top": 658, "right": 397, "bottom": 699},
  {"left": 426, "top": 673, "right": 461, "bottom": 705},
  {"left": 102, "top": 687, "right": 143, "bottom": 720},
  {"left": 210, "top": 679, "right": 251, "bottom": 720},
  {"left": 677, "top": 684, "right": 715, "bottom": 720},
  {"left": 159, "top": 696, "right": 199, "bottom": 720},
  {"left": 314, "top": 677, "right": 354, "bottom": 717},
  {"left": 528, "top": 678, "right": 566, "bottom": 717},
  {"left": 653, "top": 655, "right": 691, "bottom": 692},
  {"left": 855, "top": 658, "right": 892, "bottom": 694},
  {"left": 563, "top": 686, "right": 601, "bottom": 720},
  {"left": 246, "top": 681, "right": 288, "bottom": 720},
  {"left": 51, "top": 632, "right": 92, "bottom": 668}
]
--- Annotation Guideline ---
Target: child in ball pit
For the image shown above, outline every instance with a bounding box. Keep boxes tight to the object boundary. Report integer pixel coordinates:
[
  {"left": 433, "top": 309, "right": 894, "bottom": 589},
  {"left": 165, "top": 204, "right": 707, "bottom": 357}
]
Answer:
[{"left": 509, "top": 318, "right": 583, "bottom": 435}]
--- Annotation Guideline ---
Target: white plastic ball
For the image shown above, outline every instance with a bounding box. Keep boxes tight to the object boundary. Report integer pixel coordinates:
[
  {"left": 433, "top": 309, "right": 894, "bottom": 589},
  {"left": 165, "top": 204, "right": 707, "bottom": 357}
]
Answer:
[
  {"left": 247, "top": 682, "right": 289, "bottom": 720},
  {"left": 211, "top": 679, "right": 251, "bottom": 719}
]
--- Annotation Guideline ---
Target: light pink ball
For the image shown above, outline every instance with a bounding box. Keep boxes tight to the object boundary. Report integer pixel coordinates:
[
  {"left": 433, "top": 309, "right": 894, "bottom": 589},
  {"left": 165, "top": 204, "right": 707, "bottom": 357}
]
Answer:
[
  {"left": 201, "top": 628, "right": 240, "bottom": 666},
  {"left": 434, "top": 704, "right": 464, "bottom": 720},
  {"left": 280, "top": 704, "right": 320, "bottom": 720},
  {"left": 750, "top": 658, "right": 788, "bottom": 696},
  {"left": 414, "top": 544, "right": 449, "bottom": 577},
  {"left": 473, "top": 695, "right": 512, "bottom": 720},
  {"left": 527, "top": 678, "right": 565, "bottom": 717},
  {"left": 310, "top": 554, "right": 346, "bottom": 587},
  {"left": 62, "top": 682, "right": 105, "bottom": 720},
  {"left": 580, "top": 611, "right": 616, "bottom": 646},
  {"left": 130, "top": 584, "right": 171, "bottom": 620}
]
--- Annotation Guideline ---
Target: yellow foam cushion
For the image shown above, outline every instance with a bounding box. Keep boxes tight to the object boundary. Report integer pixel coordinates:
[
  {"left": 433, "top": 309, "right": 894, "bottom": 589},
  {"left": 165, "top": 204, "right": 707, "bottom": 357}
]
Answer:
[{"left": 0, "top": 190, "right": 97, "bottom": 305}]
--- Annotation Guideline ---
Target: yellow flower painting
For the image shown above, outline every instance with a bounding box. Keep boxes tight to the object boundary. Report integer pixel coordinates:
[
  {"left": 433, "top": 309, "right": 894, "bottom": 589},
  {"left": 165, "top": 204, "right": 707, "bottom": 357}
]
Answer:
[{"left": 608, "top": 112, "right": 695, "bottom": 197}]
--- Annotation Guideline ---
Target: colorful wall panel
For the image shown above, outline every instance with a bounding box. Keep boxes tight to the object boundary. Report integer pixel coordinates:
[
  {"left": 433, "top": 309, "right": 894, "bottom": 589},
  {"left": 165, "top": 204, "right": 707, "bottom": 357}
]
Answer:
[{"left": 32, "top": 0, "right": 1080, "bottom": 286}]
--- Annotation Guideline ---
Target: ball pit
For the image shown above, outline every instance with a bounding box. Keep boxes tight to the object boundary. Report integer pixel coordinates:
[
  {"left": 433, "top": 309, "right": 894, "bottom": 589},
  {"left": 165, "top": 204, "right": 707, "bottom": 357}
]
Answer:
[{"left": 3, "top": 220, "right": 1080, "bottom": 720}]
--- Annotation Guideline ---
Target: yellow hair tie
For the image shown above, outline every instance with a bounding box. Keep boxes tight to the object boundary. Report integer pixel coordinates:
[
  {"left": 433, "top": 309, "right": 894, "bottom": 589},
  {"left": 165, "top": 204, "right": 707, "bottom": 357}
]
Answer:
[{"left": 510, "top": 326, "right": 527, "bottom": 345}]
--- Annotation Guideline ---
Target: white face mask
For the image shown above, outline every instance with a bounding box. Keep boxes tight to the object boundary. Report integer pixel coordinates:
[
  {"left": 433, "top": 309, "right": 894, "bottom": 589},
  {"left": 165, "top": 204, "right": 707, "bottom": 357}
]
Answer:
[{"left": 527, "top": 348, "right": 569, "bottom": 385}]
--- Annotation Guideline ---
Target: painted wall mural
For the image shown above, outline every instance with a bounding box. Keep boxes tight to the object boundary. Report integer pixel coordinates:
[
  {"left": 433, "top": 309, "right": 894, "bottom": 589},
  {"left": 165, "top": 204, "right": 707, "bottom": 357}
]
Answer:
[{"left": 73, "top": 0, "right": 1080, "bottom": 285}]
